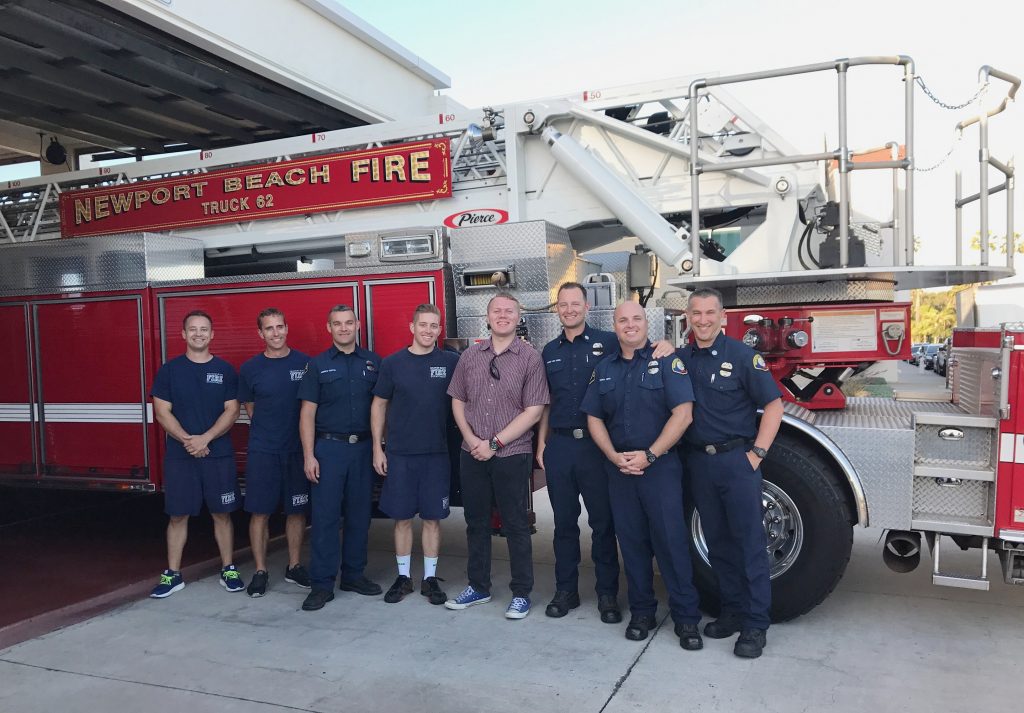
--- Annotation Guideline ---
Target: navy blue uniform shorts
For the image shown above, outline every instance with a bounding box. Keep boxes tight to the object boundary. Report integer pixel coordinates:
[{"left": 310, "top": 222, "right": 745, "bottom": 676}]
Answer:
[
  {"left": 164, "top": 456, "right": 240, "bottom": 516},
  {"left": 244, "top": 451, "right": 310, "bottom": 515},
  {"left": 379, "top": 452, "right": 451, "bottom": 521}
]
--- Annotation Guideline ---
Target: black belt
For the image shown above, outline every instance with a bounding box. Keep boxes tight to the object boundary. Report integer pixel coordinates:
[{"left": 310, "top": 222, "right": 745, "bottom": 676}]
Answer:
[
  {"left": 685, "top": 437, "right": 749, "bottom": 455},
  {"left": 551, "top": 427, "right": 591, "bottom": 440},
  {"left": 316, "top": 431, "right": 371, "bottom": 444}
]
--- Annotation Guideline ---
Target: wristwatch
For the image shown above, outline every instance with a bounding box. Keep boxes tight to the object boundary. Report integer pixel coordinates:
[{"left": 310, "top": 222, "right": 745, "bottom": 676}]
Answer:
[
  {"left": 749, "top": 445, "right": 768, "bottom": 459},
  {"left": 644, "top": 448, "right": 658, "bottom": 464},
  {"left": 489, "top": 437, "right": 500, "bottom": 452}
]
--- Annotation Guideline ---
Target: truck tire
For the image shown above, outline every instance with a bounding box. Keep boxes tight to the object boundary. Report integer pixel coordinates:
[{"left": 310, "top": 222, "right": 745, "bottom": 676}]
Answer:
[{"left": 685, "top": 432, "right": 854, "bottom": 622}]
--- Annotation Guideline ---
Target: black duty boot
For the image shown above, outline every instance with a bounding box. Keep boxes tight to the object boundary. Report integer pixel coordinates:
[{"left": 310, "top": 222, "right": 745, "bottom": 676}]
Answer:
[
  {"left": 675, "top": 623, "right": 703, "bottom": 651},
  {"left": 734, "top": 628, "right": 767, "bottom": 658},
  {"left": 624, "top": 614, "right": 658, "bottom": 641},
  {"left": 598, "top": 594, "right": 622, "bottom": 624},
  {"left": 545, "top": 590, "right": 581, "bottom": 618},
  {"left": 703, "top": 614, "right": 743, "bottom": 639}
]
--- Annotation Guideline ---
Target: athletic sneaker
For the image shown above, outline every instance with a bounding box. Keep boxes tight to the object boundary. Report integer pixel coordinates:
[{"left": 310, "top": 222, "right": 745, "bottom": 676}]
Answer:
[
  {"left": 247, "top": 570, "right": 269, "bottom": 598},
  {"left": 150, "top": 569, "right": 184, "bottom": 599},
  {"left": 384, "top": 575, "right": 414, "bottom": 603},
  {"left": 420, "top": 576, "right": 447, "bottom": 605},
  {"left": 284, "top": 564, "right": 311, "bottom": 589},
  {"left": 220, "top": 565, "right": 245, "bottom": 592},
  {"left": 505, "top": 596, "right": 531, "bottom": 620},
  {"left": 444, "top": 585, "right": 492, "bottom": 610}
]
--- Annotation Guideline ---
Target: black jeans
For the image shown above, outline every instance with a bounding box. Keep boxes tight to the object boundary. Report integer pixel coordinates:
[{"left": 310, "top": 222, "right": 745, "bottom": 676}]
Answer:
[{"left": 460, "top": 451, "right": 534, "bottom": 597}]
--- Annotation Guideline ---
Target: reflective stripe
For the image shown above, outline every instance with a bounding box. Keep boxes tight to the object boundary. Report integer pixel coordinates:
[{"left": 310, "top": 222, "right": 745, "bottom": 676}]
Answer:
[
  {"left": 1000, "top": 433, "right": 1016, "bottom": 463},
  {"left": 44, "top": 403, "right": 149, "bottom": 423},
  {"left": 0, "top": 403, "right": 32, "bottom": 422}
]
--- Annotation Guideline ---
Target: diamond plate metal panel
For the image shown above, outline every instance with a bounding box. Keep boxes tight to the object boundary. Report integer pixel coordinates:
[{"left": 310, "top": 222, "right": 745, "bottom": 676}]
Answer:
[
  {"left": 735, "top": 280, "right": 894, "bottom": 306},
  {"left": 914, "top": 423, "right": 995, "bottom": 468},
  {"left": 950, "top": 348, "right": 1000, "bottom": 418},
  {"left": 819, "top": 423, "right": 914, "bottom": 530},
  {"left": 0, "top": 233, "right": 203, "bottom": 295},
  {"left": 450, "top": 221, "right": 573, "bottom": 318},
  {"left": 913, "top": 477, "right": 992, "bottom": 521}
]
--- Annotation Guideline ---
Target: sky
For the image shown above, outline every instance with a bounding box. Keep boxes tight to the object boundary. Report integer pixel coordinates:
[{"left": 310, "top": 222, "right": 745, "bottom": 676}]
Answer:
[{"left": 340, "top": 0, "right": 1023, "bottom": 267}]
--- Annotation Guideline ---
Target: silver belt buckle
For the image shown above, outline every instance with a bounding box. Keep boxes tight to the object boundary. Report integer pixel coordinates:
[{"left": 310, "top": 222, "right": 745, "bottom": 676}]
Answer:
[
  {"left": 348, "top": 434, "right": 359, "bottom": 444},
  {"left": 572, "top": 428, "right": 584, "bottom": 440},
  {"left": 705, "top": 444, "right": 717, "bottom": 455}
]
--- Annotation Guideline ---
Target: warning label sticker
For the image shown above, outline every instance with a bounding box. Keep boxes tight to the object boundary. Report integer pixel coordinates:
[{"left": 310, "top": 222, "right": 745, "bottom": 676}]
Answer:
[{"left": 811, "top": 310, "right": 878, "bottom": 353}]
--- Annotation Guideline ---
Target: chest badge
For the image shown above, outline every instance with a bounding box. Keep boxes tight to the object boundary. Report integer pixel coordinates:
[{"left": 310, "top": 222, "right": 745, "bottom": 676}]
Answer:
[
  {"left": 719, "top": 368, "right": 733, "bottom": 377},
  {"left": 591, "top": 342, "right": 605, "bottom": 357},
  {"left": 365, "top": 360, "right": 376, "bottom": 372},
  {"left": 206, "top": 373, "right": 223, "bottom": 384},
  {"left": 289, "top": 370, "right": 304, "bottom": 382},
  {"left": 430, "top": 366, "right": 447, "bottom": 378},
  {"left": 647, "top": 359, "right": 660, "bottom": 375}
]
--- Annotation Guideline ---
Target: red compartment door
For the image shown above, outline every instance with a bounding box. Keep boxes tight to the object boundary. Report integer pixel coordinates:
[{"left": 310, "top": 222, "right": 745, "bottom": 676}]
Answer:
[
  {"left": 364, "top": 276, "right": 438, "bottom": 357},
  {"left": 0, "top": 303, "right": 37, "bottom": 478},
  {"left": 34, "top": 297, "right": 150, "bottom": 481}
]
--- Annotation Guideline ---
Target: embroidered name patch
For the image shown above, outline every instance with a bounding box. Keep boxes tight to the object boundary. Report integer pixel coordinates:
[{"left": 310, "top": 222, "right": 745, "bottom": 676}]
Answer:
[
  {"left": 289, "top": 370, "right": 304, "bottom": 381},
  {"left": 291, "top": 493, "right": 309, "bottom": 506},
  {"left": 430, "top": 366, "right": 447, "bottom": 378},
  {"left": 206, "top": 373, "right": 224, "bottom": 384}
]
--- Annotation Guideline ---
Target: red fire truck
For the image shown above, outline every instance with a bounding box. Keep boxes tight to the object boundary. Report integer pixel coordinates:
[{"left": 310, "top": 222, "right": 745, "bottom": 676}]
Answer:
[{"left": 1, "top": 56, "right": 1020, "bottom": 622}]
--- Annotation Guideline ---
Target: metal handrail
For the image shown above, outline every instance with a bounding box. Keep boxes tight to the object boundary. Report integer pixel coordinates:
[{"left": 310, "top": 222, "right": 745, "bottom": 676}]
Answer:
[
  {"left": 954, "top": 66, "right": 1019, "bottom": 271},
  {"left": 687, "top": 56, "right": 916, "bottom": 274}
]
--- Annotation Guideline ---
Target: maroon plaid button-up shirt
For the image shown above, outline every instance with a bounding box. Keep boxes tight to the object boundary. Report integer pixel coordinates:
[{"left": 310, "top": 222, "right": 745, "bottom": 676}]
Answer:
[{"left": 448, "top": 337, "right": 550, "bottom": 457}]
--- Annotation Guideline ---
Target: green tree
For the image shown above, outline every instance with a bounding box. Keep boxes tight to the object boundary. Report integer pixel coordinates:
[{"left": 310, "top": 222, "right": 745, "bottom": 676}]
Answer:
[{"left": 910, "top": 288, "right": 959, "bottom": 342}]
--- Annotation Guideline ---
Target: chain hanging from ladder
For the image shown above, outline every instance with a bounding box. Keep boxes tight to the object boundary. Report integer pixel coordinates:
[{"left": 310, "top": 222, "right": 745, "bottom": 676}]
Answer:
[
  {"left": 914, "top": 75, "right": 989, "bottom": 111},
  {"left": 911, "top": 75, "right": 989, "bottom": 172}
]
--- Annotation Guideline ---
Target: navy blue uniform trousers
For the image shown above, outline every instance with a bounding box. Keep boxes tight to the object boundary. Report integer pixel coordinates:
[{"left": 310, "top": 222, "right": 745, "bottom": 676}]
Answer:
[
  {"left": 543, "top": 433, "right": 619, "bottom": 596},
  {"left": 606, "top": 455, "right": 700, "bottom": 625},
  {"left": 686, "top": 448, "right": 771, "bottom": 630},
  {"left": 309, "top": 438, "right": 373, "bottom": 590}
]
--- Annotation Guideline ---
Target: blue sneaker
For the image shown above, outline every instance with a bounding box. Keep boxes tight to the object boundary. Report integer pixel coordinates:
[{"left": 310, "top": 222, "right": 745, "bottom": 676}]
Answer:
[
  {"left": 444, "top": 585, "right": 491, "bottom": 610},
  {"left": 505, "top": 596, "right": 531, "bottom": 619},
  {"left": 150, "top": 569, "right": 184, "bottom": 598},
  {"left": 220, "top": 565, "right": 245, "bottom": 593}
]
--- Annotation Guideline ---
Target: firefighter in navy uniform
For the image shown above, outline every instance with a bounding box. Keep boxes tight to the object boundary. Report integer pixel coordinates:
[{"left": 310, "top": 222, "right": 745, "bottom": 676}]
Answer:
[
  {"left": 677, "top": 287, "right": 784, "bottom": 659},
  {"left": 581, "top": 301, "right": 704, "bottom": 651},
  {"left": 297, "top": 304, "right": 383, "bottom": 611},
  {"left": 537, "top": 281, "right": 677, "bottom": 622}
]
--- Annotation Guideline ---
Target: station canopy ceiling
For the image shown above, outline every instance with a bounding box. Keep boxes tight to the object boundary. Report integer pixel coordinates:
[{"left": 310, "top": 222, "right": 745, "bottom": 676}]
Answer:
[{"left": 0, "top": 0, "right": 368, "bottom": 164}]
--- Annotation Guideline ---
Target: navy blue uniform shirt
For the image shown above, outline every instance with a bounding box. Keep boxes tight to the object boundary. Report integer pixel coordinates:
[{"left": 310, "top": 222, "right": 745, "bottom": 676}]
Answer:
[
  {"left": 542, "top": 325, "right": 619, "bottom": 430},
  {"left": 372, "top": 347, "right": 459, "bottom": 455},
  {"left": 296, "top": 346, "right": 381, "bottom": 433},
  {"left": 150, "top": 355, "right": 238, "bottom": 460},
  {"left": 581, "top": 343, "right": 695, "bottom": 449},
  {"left": 676, "top": 332, "right": 781, "bottom": 445},
  {"left": 238, "top": 349, "right": 309, "bottom": 454}
]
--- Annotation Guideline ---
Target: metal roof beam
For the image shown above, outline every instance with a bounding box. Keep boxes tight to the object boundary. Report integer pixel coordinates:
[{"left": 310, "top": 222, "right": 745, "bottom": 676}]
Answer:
[
  {"left": 0, "top": 36, "right": 257, "bottom": 144},
  {"left": 0, "top": 7, "right": 311, "bottom": 135}
]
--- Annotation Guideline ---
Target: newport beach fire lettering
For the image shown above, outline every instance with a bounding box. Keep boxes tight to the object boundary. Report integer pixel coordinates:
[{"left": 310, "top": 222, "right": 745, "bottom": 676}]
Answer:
[{"left": 59, "top": 140, "right": 451, "bottom": 238}]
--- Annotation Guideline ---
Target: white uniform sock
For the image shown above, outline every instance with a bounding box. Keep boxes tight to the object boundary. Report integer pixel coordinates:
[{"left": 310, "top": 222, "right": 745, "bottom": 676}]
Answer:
[
  {"left": 396, "top": 555, "right": 411, "bottom": 577},
  {"left": 424, "top": 556, "right": 438, "bottom": 579}
]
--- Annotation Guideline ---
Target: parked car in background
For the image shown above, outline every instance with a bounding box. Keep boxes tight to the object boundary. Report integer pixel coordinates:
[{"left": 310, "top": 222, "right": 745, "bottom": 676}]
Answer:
[
  {"left": 909, "top": 343, "right": 927, "bottom": 365},
  {"left": 934, "top": 338, "right": 952, "bottom": 376},
  {"left": 922, "top": 343, "right": 941, "bottom": 370}
]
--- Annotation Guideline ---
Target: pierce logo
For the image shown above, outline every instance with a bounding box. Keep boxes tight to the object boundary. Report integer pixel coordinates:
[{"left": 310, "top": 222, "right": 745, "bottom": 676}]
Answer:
[{"left": 443, "top": 208, "right": 509, "bottom": 229}]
